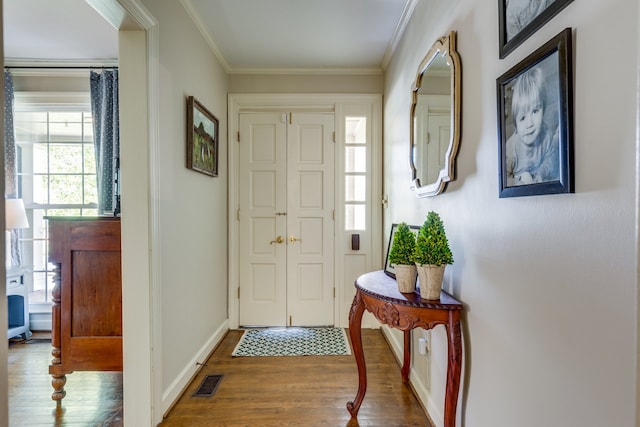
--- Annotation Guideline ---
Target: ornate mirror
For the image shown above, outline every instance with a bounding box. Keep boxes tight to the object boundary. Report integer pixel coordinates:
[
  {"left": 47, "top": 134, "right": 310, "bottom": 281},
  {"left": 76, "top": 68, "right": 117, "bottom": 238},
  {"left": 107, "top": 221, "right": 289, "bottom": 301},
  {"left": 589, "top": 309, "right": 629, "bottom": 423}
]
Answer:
[{"left": 410, "top": 31, "right": 461, "bottom": 197}]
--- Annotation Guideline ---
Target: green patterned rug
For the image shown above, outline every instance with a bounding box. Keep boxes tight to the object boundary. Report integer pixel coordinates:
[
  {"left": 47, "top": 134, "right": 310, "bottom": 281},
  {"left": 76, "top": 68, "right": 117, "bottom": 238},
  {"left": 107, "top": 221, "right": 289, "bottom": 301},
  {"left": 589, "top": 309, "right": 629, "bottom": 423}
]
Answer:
[{"left": 231, "top": 327, "right": 351, "bottom": 357}]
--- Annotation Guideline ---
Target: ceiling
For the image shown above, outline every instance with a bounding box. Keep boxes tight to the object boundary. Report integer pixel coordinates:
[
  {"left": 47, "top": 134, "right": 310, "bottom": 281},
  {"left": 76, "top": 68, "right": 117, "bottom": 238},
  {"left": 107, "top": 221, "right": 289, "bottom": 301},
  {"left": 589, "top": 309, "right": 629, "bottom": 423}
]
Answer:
[
  {"left": 3, "top": 0, "right": 119, "bottom": 65},
  {"left": 3, "top": 0, "right": 416, "bottom": 73}
]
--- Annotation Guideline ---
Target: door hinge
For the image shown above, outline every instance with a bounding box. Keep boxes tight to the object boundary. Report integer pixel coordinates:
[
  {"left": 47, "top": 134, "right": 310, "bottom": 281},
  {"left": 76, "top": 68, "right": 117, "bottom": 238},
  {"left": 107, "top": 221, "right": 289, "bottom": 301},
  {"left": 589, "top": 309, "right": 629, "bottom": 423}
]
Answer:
[
  {"left": 237, "top": 208, "right": 240, "bottom": 221},
  {"left": 333, "top": 287, "right": 336, "bottom": 298},
  {"left": 237, "top": 131, "right": 240, "bottom": 142},
  {"left": 289, "top": 112, "right": 292, "bottom": 125},
  {"left": 333, "top": 131, "right": 335, "bottom": 143},
  {"left": 237, "top": 287, "right": 240, "bottom": 299},
  {"left": 332, "top": 210, "right": 335, "bottom": 221},
  {"left": 289, "top": 315, "right": 292, "bottom": 326}
]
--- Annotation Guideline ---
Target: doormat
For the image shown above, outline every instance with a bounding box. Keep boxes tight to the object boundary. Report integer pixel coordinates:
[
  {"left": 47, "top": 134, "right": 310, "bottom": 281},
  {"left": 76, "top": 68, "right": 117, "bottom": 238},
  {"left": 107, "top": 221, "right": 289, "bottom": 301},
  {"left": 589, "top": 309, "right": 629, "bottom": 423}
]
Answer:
[{"left": 231, "top": 327, "right": 351, "bottom": 357}]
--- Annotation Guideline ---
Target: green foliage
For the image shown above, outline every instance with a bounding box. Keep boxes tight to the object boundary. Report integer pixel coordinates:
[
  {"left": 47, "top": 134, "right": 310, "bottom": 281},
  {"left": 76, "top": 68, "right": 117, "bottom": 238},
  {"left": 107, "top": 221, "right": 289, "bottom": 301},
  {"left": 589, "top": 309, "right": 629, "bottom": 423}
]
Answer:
[
  {"left": 388, "top": 222, "right": 416, "bottom": 266},
  {"left": 412, "top": 211, "right": 454, "bottom": 266}
]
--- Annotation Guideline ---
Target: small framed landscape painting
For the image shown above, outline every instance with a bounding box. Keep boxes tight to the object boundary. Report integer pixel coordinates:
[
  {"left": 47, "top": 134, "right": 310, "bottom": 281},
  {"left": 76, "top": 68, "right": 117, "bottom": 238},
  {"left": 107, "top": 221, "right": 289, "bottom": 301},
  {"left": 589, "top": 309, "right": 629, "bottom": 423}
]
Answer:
[{"left": 187, "top": 96, "right": 219, "bottom": 177}]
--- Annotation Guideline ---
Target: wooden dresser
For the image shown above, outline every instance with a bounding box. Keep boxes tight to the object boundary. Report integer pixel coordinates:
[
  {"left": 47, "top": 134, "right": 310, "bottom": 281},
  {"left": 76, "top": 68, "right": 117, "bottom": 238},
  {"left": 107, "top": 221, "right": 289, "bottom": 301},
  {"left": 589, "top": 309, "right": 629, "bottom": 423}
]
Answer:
[{"left": 47, "top": 217, "right": 122, "bottom": 404}]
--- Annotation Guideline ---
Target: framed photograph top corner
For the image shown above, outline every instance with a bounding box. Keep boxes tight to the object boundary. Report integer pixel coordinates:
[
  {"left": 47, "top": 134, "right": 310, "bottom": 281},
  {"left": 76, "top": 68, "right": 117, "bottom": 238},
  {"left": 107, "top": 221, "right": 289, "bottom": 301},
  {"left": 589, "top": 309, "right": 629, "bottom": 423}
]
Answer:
[
  {"left": 187, "top": 95, "right": 219, "bottom": 177},
  {"left": 498, "top": 0, "right": 575, "bottom": 59},
  {"left": 496, "top": 27, "right": 574, "bottom": 198},
  {"left": 384, "top": 223, "right": 420, "bottom": 278}
]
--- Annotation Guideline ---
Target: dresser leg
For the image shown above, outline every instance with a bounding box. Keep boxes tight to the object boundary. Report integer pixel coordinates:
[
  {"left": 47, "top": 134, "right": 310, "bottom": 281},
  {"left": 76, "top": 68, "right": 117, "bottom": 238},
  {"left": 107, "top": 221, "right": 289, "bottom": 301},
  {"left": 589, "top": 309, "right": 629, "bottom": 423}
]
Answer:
[{"left": 51, "top": 373, "right": 67, "bottom": 403}]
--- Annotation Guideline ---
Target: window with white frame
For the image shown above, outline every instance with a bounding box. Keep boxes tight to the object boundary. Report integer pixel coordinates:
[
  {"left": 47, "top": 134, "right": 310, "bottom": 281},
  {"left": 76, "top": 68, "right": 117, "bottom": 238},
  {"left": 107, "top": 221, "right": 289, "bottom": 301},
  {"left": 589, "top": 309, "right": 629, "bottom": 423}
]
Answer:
[{"left": 14, "top": 93, "right": 98, "bottom": 305}]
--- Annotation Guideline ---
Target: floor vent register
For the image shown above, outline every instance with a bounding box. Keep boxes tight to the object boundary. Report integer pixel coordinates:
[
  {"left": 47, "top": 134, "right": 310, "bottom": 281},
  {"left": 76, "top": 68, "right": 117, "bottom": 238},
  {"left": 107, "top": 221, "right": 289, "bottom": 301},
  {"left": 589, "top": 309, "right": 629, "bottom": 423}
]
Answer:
[{"left": 193, "top": 374, "right": 223, "bottom": 397}]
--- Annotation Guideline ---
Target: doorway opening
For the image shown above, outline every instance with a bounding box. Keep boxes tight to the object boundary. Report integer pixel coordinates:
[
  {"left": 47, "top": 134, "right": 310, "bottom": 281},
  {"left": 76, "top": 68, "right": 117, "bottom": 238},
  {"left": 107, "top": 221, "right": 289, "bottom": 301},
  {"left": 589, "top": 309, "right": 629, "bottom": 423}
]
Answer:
[{"left": 228, "top": 94, "right": 383, "bottom": 330}]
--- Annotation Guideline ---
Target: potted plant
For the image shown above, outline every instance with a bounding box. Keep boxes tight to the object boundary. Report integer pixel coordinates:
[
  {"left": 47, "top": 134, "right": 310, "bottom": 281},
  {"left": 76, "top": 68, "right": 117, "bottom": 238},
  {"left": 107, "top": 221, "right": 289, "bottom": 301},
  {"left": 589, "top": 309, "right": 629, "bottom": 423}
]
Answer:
[
  {"left": 413, "top": 211, "right": 454, "bottom": 300},
  {"left": 388, "top": 222, "right": 417, "bottom": 293}
]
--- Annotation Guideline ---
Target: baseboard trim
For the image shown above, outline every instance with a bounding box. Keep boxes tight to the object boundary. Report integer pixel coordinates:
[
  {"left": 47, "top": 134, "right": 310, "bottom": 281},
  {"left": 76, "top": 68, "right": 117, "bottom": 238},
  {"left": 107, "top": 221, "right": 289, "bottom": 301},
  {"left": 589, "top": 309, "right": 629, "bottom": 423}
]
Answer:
[
  {"left": 29, "top": 312, "right": 52, "bottom": 331},
  {"left": 161, "top": 320, "right": 229, "bottom": 416}
]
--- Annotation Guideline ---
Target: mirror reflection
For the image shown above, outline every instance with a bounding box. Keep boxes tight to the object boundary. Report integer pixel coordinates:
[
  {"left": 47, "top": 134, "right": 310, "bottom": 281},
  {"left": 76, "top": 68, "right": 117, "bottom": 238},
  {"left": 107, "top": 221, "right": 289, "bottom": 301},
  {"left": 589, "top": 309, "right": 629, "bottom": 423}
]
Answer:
[{"left": 410, "top": 31, "right": 461, "bottom": 197}]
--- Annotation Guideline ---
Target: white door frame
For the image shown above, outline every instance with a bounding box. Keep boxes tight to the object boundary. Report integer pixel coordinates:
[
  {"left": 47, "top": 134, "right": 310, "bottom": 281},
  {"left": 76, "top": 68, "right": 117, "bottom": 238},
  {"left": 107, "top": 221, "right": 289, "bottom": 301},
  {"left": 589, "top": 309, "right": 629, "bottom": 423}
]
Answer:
[
  {"left": 89, "top": 1, "right": 161, "bottom": 425},
  {"left": 228, "top": 94, "right": 383, "bottom": 330}
]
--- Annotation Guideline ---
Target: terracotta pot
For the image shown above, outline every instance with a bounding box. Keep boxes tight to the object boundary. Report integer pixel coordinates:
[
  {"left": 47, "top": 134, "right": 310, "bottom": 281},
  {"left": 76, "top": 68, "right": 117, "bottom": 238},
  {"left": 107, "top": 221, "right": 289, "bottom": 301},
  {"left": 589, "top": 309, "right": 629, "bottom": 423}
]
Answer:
[
  {"left": 416, "top": 264, "right": 446, "bottom": 300},
  {"left": 394, "top": 264, "right": 417, "bottom": 293}
]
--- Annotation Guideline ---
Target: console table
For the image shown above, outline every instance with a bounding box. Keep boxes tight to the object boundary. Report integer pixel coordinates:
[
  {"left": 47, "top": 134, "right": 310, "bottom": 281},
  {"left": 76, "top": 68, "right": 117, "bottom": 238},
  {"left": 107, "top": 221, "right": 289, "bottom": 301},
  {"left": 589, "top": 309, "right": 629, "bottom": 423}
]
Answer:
[{"left": 347, "top": 270, "right": 463, "bottom": 427}]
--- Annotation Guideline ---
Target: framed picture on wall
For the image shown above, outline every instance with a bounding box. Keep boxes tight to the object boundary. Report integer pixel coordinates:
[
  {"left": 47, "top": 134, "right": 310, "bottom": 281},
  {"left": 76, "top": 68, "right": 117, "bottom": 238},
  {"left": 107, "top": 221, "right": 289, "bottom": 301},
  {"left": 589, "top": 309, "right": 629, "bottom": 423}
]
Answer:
[
  {"left": 498, "top": 0, "right": 574, "bottom": 59},
  {"left": 496, "top": 28, "right": 573, "bottom": 198},
  {"left": 186, "top": 96, "right": 219, "bottom": 177},
  {"left": 384, "top": 223, "right": 420, "bottom": 278}
]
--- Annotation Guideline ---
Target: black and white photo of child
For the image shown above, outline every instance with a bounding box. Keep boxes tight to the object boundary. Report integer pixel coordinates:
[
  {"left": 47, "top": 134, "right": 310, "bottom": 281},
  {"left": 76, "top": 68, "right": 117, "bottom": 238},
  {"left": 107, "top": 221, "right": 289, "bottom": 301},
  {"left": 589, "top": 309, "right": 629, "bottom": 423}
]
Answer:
[{"left": 504, "top": 53, "right": 560, "bottom": 186}]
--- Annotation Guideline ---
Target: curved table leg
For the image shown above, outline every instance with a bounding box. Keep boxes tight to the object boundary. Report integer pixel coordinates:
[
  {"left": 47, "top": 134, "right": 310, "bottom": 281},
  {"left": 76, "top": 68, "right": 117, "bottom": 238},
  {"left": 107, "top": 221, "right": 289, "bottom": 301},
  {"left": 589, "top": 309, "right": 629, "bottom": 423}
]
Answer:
[
  {"left": 443, "top": 312, "right": 462, "bottom": 427},
  {"left": 401, "top": 330, "right": 411, "bottom": 383},
  {"left": 346, "top": 291, "right": 366, "bottom": 418}
]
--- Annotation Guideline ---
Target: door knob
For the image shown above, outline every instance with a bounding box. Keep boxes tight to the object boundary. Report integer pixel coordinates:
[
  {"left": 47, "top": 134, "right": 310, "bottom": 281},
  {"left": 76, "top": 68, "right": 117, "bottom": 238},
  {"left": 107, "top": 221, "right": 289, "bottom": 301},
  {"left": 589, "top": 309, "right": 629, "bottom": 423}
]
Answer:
[
  {"left": 289, "top": 236, "right": 303, "bottom": 243},
  {"left": 270, "top": 236, "right": 284, "bottom": 244}
]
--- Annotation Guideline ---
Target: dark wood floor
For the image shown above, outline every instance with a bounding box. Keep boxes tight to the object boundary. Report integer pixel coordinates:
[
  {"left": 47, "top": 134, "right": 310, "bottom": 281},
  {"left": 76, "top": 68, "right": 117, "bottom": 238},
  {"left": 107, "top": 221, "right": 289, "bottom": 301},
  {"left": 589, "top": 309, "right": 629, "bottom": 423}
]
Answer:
[
  {"left": 7, "top": 334, "right": 123, "bottom": 426},
  {"left": 159, "top": 329, "right": 431, "bottom": 427},
  {"left": 8, "top": 329, "right": 431, "bottom": 426}
]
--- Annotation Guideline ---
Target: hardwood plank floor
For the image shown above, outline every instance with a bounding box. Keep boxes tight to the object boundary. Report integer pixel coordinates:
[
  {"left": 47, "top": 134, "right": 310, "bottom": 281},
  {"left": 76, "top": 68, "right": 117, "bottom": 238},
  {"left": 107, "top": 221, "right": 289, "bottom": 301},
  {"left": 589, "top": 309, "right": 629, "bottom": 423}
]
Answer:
[
  {"left": 7, "top": 335, "right": 123, "bottom": 426},
  {"left": 159, "top": 329, "right": 432, "bottom": 427},
  {"left": 8, "top": 329, "right": 432, "bottom": 426}
]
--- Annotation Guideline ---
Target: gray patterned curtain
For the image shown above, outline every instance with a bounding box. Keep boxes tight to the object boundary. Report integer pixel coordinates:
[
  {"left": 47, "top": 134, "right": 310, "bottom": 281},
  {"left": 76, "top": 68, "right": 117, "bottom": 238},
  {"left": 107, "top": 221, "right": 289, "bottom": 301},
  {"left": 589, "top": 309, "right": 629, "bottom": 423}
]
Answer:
[
  {"left": 4, "top": 69, "right": 21, "bottom": 265},
  {"left": 90, "top": 69, "right": 120, "bottom": 215}
]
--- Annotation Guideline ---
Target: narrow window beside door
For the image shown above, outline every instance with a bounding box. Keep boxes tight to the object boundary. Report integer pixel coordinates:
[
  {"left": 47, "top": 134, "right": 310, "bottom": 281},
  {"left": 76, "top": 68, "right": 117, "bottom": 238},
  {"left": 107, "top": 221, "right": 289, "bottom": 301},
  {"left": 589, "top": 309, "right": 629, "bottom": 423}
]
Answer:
[{"left": 344, "top": 117, "right": 367, "bottom": 230}]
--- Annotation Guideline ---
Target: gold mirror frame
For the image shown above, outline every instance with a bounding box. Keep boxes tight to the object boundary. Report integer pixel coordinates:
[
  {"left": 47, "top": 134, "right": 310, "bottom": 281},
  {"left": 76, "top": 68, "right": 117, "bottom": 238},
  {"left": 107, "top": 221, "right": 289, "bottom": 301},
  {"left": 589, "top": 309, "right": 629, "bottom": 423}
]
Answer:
[{"left": 410, "top": 31, "right": 462, "bottom": 197}]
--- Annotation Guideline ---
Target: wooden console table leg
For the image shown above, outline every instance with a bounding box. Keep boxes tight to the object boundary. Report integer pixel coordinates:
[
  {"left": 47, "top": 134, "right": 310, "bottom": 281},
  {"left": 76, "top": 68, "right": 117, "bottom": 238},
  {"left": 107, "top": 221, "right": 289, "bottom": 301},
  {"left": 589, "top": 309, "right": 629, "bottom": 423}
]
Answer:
[
  {"left": 346, "top": 291, "right": 366, "bottom": 418},
  {"left": 443, "top": 313, "right": 462, "bottom": 427},
  {"left": 401, "top": 330, "right": 411, "bottom": 383}
]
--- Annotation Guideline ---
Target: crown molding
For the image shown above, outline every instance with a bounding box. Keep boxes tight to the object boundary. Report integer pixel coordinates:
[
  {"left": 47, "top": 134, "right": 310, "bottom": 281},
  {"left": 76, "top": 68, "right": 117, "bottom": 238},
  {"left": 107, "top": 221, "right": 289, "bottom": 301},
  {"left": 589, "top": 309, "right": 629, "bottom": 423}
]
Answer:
[
  {"left": 180, "top": 0, "right": 232, "bottom": 73},
  {"left": 227, "top": 66, "right": 383, "bottom": 76},
  {"left": 381, "top": 0, "right": 419, "bottom": 70}
]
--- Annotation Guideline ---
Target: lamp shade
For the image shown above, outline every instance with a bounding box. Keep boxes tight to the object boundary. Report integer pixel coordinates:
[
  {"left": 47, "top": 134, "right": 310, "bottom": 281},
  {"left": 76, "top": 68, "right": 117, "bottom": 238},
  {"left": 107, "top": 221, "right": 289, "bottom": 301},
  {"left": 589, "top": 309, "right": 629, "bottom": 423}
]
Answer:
[{"left": 5, "top": 198, "right": 29, "bottom": 230}]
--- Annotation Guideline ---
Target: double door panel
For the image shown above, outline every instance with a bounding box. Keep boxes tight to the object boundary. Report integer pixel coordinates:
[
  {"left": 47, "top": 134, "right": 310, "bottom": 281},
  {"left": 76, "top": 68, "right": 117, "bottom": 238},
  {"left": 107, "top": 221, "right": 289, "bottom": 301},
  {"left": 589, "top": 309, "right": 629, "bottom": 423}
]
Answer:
[{"left": 239, "top": 112, "right": 334, "bottom": 326}]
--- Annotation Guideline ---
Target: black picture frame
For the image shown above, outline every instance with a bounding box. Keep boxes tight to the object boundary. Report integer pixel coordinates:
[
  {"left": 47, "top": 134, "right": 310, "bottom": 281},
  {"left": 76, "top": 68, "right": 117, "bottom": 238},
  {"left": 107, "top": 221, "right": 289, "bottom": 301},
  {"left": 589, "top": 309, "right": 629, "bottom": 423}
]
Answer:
[
  {"left": 496, "top": 28, "right": 573, "bottom": 198},
  {"left": 498, "top": 0, "right": 574, "bottom": 59},
  {"left": 383, "top": 223, "right": 420, "bottom": 278},
  {"left": 187, "top": 96, "right": 219, "bottom": 177}
]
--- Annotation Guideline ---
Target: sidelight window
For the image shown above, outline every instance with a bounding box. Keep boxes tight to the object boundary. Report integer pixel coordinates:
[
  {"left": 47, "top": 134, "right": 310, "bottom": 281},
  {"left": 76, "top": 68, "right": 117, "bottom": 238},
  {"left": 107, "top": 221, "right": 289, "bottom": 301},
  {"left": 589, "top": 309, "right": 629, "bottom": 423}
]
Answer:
[{"left": 344, "top": 116, "right": 367, "bottom": 230}]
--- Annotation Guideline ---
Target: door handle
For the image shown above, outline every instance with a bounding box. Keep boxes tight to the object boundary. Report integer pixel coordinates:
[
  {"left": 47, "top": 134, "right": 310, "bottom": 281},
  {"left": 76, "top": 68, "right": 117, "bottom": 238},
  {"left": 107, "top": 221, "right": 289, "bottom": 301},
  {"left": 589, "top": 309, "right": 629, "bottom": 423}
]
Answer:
[
  {"left": 289, "top": 236, "right": 303, "bottom": 243},
  {"left": 270, "top": 236, "right": 284, "bottom": 245},
  {"left": 275, "top": 212, "right": 287, "bottom": 216}
]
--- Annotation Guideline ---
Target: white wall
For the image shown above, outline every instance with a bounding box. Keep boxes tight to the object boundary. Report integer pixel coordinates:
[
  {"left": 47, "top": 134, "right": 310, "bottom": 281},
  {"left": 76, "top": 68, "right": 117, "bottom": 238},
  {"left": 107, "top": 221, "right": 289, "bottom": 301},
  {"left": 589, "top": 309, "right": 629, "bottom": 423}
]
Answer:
[
  {"left": 138, "top": 0, "right": 229, "bottom": 414},
  {"left": 229, "top": 73, "right": 382, "bottom": 93},
  {"left": 383, "top": 1, "right": 638, "bottom": 426}
]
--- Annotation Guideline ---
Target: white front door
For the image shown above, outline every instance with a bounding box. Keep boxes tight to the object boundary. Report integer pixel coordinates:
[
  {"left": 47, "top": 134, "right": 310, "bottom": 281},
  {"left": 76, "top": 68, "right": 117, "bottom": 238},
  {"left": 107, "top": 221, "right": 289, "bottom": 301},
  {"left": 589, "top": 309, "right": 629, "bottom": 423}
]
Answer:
[{"left": 239, "top": 112, "right": 335, "bottom": 326}]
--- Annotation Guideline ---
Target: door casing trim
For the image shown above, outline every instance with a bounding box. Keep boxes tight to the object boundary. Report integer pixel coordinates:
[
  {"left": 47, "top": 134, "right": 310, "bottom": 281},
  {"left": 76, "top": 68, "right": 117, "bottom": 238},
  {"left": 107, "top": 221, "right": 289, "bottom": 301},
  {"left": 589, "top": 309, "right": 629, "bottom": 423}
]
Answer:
[{"left": 228, "top": 94, "right": 383, "bottom": 329}]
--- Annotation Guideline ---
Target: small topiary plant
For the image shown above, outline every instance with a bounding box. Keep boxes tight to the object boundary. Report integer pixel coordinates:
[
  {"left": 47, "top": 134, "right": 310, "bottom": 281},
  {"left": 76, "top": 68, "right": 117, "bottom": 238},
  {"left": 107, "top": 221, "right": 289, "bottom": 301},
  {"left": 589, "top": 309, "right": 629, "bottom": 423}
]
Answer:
[
  {"left": 388, "top": 222, "right": 416, "bottom": 266},
  {"left": 413, "top": 211, "right": 454, "bottom": 266}
]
